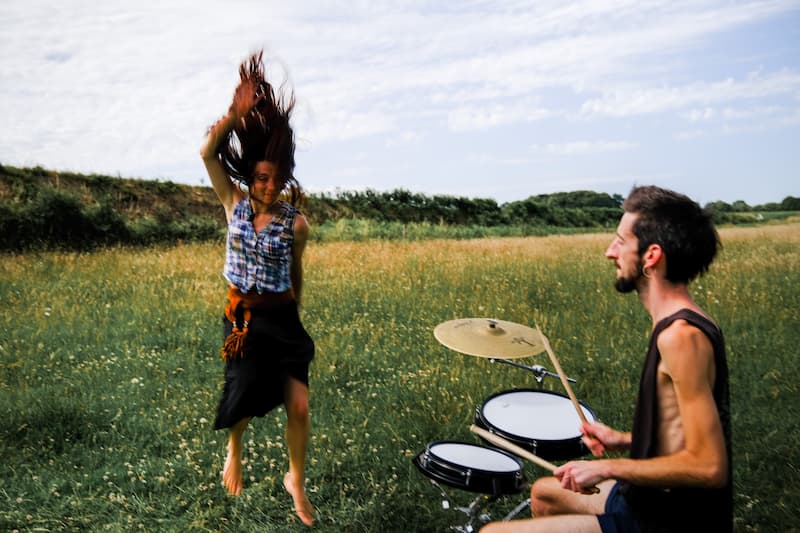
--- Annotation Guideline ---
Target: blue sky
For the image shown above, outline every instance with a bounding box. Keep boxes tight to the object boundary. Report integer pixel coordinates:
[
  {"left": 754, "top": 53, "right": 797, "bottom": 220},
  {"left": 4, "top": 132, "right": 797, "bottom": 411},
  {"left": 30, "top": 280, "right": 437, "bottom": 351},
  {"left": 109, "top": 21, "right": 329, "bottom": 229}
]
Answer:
[{"left": 1, "top": 0, "right": 798, "bottom": 206}]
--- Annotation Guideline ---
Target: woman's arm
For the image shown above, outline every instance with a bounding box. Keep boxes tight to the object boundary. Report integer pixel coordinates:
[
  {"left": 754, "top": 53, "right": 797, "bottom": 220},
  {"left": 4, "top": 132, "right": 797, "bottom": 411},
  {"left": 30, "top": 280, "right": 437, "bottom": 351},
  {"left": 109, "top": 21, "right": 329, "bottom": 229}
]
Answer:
[
  {"left": 200, "top": 79, "right": 259, "bottom": 221},
  {"left": 291, "top": 214, "right": 310, "bottom": 305},
  {"left": 200, "top": 113, "right": 240, "bottom": 221}
]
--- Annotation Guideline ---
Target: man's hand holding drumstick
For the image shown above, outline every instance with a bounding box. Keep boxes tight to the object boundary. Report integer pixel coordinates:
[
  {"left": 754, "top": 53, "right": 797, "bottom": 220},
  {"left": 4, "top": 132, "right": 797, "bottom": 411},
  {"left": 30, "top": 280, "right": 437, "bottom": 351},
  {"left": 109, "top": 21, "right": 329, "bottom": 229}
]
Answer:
[
  {"left": 531, "top": 326, "right": 633, "bottom": 493},
  {"left": 580, "top": 420, "right": 632, "bottom": 457}
]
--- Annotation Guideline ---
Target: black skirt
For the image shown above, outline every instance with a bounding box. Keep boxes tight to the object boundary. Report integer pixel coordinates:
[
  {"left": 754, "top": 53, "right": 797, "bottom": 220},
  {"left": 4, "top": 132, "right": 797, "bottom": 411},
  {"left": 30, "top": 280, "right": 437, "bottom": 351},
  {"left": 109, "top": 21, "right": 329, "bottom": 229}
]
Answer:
[{"left": 213, "top": 300, "right": 314, "bottom": 430}]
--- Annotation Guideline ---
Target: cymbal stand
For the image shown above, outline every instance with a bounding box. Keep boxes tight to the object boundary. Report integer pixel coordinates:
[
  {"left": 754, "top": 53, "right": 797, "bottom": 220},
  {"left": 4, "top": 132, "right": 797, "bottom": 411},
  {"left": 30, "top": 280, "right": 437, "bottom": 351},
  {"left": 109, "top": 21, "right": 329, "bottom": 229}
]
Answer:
[
  {"left": 424, "top": 478, "right": 497, "bottom": 532},
  {"left": 488, "top": 358, "right": 577, "bottom": 387}
]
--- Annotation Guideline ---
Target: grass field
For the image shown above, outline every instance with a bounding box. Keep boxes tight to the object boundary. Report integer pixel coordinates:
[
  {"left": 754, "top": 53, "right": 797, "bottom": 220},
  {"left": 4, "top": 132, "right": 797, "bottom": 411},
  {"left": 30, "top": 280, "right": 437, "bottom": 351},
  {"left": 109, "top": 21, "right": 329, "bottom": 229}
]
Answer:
[{"left": 1, "top": 223, "right": 798, "bottom": 532}]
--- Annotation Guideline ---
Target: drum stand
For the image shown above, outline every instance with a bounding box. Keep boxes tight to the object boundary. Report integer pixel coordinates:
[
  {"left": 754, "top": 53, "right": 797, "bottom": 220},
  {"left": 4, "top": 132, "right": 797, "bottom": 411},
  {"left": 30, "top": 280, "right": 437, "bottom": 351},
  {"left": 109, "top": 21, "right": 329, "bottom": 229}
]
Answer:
[
  {"left": 424, "top": 478, "right": 530, "bottom": 532},
  {"left": 503, "top": 497, "right": 531, "bottom": 521},
  {"left": 488, "top": 358, "right": 576, "bottom": 387}
]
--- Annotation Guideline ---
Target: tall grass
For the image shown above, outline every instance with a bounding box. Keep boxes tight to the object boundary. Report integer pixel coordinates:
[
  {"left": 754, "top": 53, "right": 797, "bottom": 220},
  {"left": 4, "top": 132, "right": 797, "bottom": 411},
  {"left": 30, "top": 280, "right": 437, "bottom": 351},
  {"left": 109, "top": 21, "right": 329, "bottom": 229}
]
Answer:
[{"left": 1, "top": 224, "right": 798, "bottom": 532}]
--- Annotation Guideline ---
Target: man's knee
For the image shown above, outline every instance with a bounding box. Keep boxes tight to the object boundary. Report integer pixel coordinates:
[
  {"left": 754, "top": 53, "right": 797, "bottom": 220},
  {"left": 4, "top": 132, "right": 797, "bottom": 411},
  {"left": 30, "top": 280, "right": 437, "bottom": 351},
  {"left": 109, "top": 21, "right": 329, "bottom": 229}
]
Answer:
[{"left": 530, "top": 476, "right": 562, "bottom": 516}]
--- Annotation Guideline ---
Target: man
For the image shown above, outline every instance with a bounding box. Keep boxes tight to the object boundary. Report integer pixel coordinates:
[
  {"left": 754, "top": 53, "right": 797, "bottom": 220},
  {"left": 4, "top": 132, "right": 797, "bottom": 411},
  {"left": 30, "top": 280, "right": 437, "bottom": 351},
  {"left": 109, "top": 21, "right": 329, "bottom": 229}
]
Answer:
[{"left": 482, "top": 185, "right": 732, "bottom": 532}]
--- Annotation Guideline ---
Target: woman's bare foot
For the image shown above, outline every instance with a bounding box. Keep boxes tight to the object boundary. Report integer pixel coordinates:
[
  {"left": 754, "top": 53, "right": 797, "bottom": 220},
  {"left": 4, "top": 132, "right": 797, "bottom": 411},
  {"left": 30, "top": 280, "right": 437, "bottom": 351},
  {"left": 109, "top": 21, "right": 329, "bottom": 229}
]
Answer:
[
  {"left": 284, "top": 472, "right": 314, "bottom": 526},
  {"left": 222, "top": 442, "right": 243, "bottom": 496}
]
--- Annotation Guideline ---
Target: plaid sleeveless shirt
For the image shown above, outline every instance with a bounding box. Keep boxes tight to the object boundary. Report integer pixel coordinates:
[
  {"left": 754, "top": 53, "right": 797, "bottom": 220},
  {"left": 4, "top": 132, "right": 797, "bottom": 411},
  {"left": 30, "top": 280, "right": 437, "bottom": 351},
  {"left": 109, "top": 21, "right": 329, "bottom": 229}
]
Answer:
[{"left": 223, "top": 198, "right": 298, "bottom": 294}]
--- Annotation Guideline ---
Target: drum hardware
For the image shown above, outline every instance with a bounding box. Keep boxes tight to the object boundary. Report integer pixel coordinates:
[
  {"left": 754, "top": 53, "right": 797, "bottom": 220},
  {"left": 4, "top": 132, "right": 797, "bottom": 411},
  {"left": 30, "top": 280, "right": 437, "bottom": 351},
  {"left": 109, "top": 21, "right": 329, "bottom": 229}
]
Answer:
[
  {"left": 420, "top": 318, "right": 599, "bottom": 528},
  {"left": 488, "top": 358, "right": 576, "bottom": 387},
  {"left": 425, "top": 479, "right": 496, "bottom": 533},
  {"left": 412, "top": 441, "right": 532, "bottom": 531},
  {"left": 419, "top": 476, "right": 531, "bottom": 532},
  {"left": 503, "top": 497, "right": 531, "bottom": 521}
]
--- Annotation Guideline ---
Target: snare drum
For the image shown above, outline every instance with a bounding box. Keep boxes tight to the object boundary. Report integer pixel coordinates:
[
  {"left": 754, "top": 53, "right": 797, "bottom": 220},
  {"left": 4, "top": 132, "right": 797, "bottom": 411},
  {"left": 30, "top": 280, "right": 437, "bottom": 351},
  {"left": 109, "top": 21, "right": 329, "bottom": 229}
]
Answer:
[
  {"left": 413, "top": 441, "right": 526, "bottom": 495},
  {"left": 475, "top": 389, "right": 598, "bottom": 461}
]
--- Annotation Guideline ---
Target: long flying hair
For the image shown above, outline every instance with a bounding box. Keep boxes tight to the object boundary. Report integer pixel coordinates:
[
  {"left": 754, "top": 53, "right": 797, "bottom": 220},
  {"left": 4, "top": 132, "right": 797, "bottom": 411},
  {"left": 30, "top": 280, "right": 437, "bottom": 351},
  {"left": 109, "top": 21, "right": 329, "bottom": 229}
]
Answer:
[{"left": 213, "top": 50, "right": 304, "bottom": 207}]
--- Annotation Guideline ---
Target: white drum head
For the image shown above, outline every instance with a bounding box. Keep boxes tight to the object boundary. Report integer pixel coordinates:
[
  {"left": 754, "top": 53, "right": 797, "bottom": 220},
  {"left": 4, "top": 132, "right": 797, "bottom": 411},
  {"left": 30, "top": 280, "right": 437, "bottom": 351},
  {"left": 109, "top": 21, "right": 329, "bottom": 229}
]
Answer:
[
  {"left": 429, "top": 442, "right": 520, "bottom": 472},
  {"left": 482, "top": 391, "right": 595, "bottom": 441}
]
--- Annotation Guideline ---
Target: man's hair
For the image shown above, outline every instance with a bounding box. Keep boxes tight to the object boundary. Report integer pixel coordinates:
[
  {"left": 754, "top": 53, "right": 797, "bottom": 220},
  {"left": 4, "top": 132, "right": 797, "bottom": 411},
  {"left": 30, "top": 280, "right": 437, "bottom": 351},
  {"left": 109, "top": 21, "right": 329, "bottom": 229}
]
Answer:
[
  {"left": 214, "top": 50, "right": 303, "bottom": 206},
  {"left": 623, "top": 185, "right": 720, "bottom": 284}
]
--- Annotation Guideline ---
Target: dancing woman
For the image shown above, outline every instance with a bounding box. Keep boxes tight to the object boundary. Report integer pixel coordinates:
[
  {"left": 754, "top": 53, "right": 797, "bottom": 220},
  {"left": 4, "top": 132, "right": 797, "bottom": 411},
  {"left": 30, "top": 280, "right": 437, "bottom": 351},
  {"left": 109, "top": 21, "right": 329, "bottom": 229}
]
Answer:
[{"left": 200, "top": 50, "right": 315, "bottom": 527}]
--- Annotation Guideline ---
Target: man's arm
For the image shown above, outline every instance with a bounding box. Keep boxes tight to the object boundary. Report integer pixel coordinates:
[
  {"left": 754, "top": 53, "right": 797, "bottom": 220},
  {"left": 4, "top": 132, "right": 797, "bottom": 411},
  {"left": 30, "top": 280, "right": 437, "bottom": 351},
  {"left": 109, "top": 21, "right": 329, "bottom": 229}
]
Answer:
[{"left": 556, "top": 320, "right": 728, "bottom": 492}]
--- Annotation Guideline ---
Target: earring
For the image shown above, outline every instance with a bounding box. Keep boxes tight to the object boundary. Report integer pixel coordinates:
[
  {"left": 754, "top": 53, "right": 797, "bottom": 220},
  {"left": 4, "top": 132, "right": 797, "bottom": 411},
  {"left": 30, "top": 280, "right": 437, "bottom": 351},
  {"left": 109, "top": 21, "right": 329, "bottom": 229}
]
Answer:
[{"left": 642, "top": 265, "right": 652, "bottom": 279}]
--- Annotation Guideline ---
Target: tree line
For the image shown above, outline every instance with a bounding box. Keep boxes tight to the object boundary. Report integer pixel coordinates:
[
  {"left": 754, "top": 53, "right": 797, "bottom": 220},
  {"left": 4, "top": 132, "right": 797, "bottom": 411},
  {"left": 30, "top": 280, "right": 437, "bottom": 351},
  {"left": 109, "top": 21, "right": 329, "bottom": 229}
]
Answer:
[{"left": 0, "top": 164, "right": 796, "bottom": 251}]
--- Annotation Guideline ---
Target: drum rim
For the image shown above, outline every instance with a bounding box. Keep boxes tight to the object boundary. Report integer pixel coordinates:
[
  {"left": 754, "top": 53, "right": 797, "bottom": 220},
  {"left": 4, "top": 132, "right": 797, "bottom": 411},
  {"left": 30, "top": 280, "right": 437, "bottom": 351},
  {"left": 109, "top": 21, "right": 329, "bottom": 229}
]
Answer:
[{"left": 422, "top": 440, "right": 524, "bottom": 473}]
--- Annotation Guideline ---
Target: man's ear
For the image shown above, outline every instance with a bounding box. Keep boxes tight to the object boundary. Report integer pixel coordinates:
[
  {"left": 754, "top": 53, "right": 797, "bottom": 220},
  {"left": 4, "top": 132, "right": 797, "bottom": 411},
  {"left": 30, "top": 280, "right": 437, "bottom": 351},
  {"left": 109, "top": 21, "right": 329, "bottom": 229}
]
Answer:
[{"left": 643, "top": 243, "right": 664, "bottom": 270}]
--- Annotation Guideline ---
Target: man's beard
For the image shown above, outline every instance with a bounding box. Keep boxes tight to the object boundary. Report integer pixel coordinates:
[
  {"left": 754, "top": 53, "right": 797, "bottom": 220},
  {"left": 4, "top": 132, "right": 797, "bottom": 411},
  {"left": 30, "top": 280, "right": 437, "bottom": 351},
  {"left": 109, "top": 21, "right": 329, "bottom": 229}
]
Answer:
[{"left": 614, "top": 261, "right": 644, "bottom": 293}]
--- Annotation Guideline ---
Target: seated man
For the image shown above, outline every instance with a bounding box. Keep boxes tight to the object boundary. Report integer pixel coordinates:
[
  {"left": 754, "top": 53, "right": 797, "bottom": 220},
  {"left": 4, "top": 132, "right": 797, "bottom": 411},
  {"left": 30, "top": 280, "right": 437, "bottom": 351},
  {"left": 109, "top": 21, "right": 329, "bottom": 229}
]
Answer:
[{"left": 482, "top": 185, "right": 732, "bottom": 533}]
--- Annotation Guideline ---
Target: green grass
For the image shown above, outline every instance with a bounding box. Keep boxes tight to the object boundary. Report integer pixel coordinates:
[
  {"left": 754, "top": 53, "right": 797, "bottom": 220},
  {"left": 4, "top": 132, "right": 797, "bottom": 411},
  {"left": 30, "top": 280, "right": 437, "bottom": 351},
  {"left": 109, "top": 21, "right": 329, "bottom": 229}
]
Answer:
[{"left": 1, "top": 225, "right": 798, "bottom": 532}]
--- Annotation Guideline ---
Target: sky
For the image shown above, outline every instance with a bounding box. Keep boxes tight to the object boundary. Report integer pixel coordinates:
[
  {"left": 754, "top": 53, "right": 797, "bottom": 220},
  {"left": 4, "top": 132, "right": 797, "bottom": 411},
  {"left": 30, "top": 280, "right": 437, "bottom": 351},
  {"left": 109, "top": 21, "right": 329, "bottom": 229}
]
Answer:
[{"left": 1, "top": 0, "right": 798, "bottom": 206}]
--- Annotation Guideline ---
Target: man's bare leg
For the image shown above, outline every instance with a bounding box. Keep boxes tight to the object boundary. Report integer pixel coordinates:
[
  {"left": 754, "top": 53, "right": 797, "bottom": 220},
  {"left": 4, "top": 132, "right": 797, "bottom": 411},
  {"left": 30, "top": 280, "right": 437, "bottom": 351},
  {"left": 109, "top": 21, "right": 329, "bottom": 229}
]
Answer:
[
  {"left": 480, "top": 514, "right": 603, "bottom": 533},
  {"left": 283, "top": 378, "right": 314, "bottom": 526},
  {"left": 479, "top": 478, "right": 614, "bottom": 532},
  {"left": 222, "top": 417, "right": 250, "bottom": 496},
  {"left": 531, "top": 477, "right": 613, "bottom": 516}
]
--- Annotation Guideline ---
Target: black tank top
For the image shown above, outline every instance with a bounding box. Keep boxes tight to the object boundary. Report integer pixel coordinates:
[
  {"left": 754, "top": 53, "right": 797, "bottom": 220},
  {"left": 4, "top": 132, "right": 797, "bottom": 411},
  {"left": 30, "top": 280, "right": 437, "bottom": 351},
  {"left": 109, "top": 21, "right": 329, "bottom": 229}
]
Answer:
[{"left": 620, "top": 309, "right": 733, "bottom": 533}]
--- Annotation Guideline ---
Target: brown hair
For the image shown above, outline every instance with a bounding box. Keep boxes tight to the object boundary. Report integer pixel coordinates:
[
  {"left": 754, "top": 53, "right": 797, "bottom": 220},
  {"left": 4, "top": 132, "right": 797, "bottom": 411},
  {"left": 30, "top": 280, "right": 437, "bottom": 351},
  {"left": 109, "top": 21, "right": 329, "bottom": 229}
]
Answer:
[
  {"left": 213, "top": 50, "right": 304, "bottom": 207},
  {"left": 623, "top": 185, "right": 720, "bottom": 284}
]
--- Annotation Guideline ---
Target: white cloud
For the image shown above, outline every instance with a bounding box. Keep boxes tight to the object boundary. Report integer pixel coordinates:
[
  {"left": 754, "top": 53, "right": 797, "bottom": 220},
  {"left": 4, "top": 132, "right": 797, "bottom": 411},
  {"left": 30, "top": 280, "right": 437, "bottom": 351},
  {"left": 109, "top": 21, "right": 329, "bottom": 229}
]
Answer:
[
  {"left": 581, "top": 70, "right": 800, "bottom": 117},
  {"left": 533, "top": 140, "right": 638, "bottom": 156},
  {"left": 674, "top": 129, "right": 706, "bottom": 141},
  {"left": 384, "top": 130, "right": 425, "bottom": 148},
  {"left": 686, "top": 108, "right": 716, "bottom": 122},
  {"left": 448, "top": 103, "right": 551, "bottom": 132}
]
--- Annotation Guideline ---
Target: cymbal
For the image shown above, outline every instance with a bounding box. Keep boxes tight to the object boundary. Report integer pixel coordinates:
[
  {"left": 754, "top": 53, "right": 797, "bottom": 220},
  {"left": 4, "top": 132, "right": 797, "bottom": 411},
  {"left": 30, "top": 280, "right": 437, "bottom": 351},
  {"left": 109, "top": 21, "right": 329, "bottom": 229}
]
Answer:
[{"left": 433, "top": 318, "right": 546, "bottom": 359}]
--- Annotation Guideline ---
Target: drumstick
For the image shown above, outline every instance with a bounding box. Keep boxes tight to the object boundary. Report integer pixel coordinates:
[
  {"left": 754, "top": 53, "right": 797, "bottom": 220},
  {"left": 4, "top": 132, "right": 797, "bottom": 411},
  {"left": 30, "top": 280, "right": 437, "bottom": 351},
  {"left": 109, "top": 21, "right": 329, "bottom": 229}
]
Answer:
[
  {"left": 470, "top": 425, "right": 600, "bottom": 495},
  {"left": 536, "top": 326, "right": 588, "bottom": 425},
  {"left": 470, "top": 424, "right": 557, "bottom": 472}
]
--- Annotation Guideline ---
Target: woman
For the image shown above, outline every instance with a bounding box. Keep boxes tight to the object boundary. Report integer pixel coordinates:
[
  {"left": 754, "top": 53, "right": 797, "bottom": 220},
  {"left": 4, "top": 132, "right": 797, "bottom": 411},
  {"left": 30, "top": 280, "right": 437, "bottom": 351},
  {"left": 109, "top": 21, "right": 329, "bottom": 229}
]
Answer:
[{"left": 200, "top": 50, "right": 315, "bottom": 527}]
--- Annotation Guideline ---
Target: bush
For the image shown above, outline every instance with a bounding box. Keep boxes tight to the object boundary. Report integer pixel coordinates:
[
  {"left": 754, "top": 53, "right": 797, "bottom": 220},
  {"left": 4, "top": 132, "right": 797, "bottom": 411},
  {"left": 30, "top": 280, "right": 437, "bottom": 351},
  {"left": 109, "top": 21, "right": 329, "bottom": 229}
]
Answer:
[
  {"left": 28, "top": 189, "right": 93, "bottom": 249},
  {"left": 85, "top": 201, "right": 130, "bottom": 245},
  {"left": 0, "top": 202, "right": 24, "bottom": 250},
  {"left": 128, "top": 216, "right": 224, "bottom": 246}
]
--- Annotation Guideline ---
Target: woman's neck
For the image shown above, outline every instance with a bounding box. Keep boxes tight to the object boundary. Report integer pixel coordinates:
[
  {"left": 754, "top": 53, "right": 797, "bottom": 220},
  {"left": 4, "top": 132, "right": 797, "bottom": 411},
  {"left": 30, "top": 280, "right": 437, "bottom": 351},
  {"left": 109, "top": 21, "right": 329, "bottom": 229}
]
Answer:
[{"left": 249, "top": 198, "right": 280, "bottom": 216}]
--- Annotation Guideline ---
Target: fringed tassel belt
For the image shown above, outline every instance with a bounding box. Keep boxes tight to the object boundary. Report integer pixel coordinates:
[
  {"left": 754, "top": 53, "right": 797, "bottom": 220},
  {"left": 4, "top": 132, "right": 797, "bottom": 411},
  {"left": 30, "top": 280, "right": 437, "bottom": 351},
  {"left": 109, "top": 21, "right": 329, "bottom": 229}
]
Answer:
[{"left": 221, "top": 286, "right": 294, "bottom": 360}]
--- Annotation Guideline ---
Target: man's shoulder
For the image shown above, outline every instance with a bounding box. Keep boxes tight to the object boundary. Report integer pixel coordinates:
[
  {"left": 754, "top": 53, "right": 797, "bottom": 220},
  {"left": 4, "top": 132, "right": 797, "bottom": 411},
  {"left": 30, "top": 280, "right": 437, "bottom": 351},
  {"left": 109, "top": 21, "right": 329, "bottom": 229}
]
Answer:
[{"left": 656, "top": 316, "right": 716, "bottom": 381}]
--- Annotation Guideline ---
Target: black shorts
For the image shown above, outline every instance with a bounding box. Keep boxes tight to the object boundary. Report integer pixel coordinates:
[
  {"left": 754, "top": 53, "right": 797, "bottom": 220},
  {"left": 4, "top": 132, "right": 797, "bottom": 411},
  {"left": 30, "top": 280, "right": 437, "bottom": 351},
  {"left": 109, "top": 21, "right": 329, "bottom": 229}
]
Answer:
[{"left": 597, "top": 482, "right": 643, "bottom": 533}]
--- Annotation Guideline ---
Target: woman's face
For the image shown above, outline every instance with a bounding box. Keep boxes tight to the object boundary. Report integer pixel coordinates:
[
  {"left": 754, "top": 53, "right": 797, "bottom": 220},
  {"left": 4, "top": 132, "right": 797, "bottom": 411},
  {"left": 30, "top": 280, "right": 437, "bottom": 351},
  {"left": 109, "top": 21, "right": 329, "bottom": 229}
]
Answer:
[{"left": 250, "top": 161, "right": 283, "bottom": 207}]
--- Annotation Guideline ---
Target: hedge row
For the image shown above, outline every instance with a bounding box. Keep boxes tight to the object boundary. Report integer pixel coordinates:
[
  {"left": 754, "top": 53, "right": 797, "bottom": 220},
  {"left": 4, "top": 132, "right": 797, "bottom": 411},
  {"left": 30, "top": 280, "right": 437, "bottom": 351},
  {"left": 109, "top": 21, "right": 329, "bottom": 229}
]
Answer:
[{"left": 0, "top": 189, "right": 221, "bottom": 251}]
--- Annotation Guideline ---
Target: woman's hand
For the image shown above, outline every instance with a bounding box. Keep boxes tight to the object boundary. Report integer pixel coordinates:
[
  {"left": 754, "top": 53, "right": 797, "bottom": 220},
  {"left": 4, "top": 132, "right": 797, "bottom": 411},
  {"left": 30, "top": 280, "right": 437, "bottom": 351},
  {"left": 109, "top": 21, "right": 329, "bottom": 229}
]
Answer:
[{"left": 230, "top": 78, "right": 260, "bottom": 121}]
